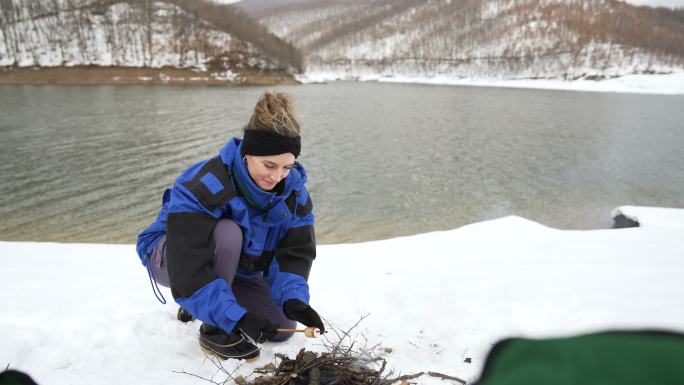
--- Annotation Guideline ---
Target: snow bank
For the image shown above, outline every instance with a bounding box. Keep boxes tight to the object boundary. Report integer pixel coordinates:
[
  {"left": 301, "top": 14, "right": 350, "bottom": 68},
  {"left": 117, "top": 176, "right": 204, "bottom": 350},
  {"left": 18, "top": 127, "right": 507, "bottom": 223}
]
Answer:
[
  {"left": 1, "top": 207, "right": 683, "bottom": 384},
  {"left": 621, "top": 0, "right": 684, "bottom": 8},
  {"left": 296, "top": 72, "right": 684, "bottom": 95},
  {"left": 612, "top": 205, "right": 684, "bottom": 229}
]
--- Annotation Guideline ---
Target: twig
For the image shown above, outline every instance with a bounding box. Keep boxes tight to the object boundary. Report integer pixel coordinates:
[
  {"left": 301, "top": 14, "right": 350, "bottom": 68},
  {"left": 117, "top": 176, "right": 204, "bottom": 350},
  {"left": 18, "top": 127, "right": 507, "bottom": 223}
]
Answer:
[
  {"left": 371, "top": 360, "right": 386, "bottom": 385},
  {"left": 175, "top": 351, "right": 244, "bottom": 385},
  {"left": 343, "top": 341, "right": 356, "bottom": 357},
  {"left": 384, "top": 371, "right": 466, "bottom": 385},
  {"left": 330, "top": 314, "right": 370, "bottom": 357},
  {"left": 427, "top": 371, "right": 467, "bottom": 384},
  {"left": 340, "top": 314, "right": 371, "bottom": 343},
  {"left": 210, "top": 352, "right": 244, "bottom": 380},
  {"left": 172, "top": 369, "right": 223, "bottom": 385},
  {"left": 320, "top": 315, "right": 342, "bottom": 341},
  {"left": 385, "top": 371, "right": 425, "bottom": 383}
]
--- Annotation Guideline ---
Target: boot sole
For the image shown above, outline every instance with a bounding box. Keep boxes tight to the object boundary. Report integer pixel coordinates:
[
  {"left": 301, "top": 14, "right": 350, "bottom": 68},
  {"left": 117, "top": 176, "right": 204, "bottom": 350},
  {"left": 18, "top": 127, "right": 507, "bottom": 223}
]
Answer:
[{"left": 199, "top": 343, "right": 260, "bottom": 362}]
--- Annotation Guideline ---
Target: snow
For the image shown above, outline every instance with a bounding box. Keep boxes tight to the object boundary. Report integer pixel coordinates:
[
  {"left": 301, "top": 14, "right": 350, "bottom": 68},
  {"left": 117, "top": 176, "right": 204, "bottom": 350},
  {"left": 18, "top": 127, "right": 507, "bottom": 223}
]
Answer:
[
  {"left": 620, "top": 0, "right": 684, "bottom": 8},
  {"left": 1, "top": 206, "right": 683, "bottom": 384},
  {"left": 611, "top": 205, "right": 684, "bottom": 228},
  {"left": 296, "top": 72, "right": 684, "bottom": 95},
  {"left": 0, "top": 1, "right": 245, "bottom": 71},
  {"left": 265, "top": 0, "right": 684, "bottom": 86}
]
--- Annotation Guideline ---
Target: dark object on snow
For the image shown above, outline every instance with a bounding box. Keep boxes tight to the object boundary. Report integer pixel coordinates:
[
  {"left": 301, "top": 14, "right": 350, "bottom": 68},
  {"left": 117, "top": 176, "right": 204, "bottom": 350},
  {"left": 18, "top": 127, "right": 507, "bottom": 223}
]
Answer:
[
  {"left": 473, "top": 330, "right": 684, "bottom": 385},
  {"left": 612, "top": 214, "right": 640, "bottom": 228},
  {"left": 284, "top": 299, "right": 325, "bottom": 332},
  {"left": 177, "top": 307, "right": 194, "bottom": 323},
  {"left": 0, "top": 370, "right": 39, "bottom": 385},
  {"left": 464, "top": 357, "right": 472, "bottom": 363},
  {"left": 237, "top": 312, "right": 279, "bottom": 343},
  {"left": 198, "top": 323, "right": 260, "bottom": 360},
  {"left": 243, "top": 348, "right": 466, "bottom": 385}
]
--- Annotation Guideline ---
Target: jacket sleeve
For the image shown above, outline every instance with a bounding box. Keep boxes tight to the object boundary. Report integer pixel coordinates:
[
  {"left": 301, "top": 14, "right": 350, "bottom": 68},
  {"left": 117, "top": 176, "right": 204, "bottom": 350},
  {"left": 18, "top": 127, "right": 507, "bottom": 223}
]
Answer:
[
  {"left": 269, "top": 190, "right": 316, "bottom": 307},
  {"left": 136, "top": 188, "right": 171, "bottom": 265},
  {"left": 165, "top": 157, "right": 246, "bottom": 333}
]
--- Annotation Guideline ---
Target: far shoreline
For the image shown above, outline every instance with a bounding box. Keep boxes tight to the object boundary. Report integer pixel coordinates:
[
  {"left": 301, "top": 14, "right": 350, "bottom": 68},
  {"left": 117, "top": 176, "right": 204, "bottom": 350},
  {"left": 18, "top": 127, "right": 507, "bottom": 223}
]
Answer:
[
  {"left": 297, "top": 72, "right": 684, "bottom": 95},
  {"left": 0, "top": 65, "right": 298, "bottom": 86},
  {"left": 4, "top": 66, "right": 684, "bottom": 95}
]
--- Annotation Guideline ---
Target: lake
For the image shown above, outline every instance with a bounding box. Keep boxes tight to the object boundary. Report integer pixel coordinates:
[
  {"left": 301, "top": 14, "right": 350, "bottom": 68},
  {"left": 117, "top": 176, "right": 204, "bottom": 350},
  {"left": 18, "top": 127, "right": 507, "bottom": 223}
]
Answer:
[{"left": 1, "top": 82, "right": 682, "bottom": 245}]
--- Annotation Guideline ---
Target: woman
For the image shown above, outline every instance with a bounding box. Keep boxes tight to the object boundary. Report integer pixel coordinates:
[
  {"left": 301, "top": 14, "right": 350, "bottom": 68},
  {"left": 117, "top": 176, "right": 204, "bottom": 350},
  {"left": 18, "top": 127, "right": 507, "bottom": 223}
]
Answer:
[{"left": 136, "top": 91, "right": 324, "bottom": 360}]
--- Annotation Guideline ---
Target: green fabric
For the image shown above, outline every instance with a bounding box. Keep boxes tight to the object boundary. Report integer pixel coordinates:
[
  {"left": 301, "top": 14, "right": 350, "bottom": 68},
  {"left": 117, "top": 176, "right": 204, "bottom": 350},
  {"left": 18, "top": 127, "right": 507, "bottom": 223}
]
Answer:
[
  {"left": 474, "top": 331, "right": 684, "bottom": 385},
  {"left": 0, "top": 370, "right": 38, "bottom": 385},
  {"left": 232, "top": 172, "right": 259, "bottom": 208}
]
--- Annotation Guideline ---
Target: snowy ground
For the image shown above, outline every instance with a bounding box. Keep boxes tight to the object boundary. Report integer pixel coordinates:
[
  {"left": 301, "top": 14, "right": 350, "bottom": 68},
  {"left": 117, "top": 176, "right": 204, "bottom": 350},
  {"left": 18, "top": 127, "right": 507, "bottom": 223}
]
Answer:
[
  {"left": 1, "top": 206, "right": 684, "bottom": 384},
  {"left": 297, "top": 72, "right": 684, "bottom": 95}
]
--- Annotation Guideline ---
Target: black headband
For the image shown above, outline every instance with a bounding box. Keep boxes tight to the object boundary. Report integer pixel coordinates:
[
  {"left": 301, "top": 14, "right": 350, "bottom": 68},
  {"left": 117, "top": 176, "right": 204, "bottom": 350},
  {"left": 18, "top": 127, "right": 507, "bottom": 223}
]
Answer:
[{"left": 241, "top": 129, "right": 301, "bottom": 158}]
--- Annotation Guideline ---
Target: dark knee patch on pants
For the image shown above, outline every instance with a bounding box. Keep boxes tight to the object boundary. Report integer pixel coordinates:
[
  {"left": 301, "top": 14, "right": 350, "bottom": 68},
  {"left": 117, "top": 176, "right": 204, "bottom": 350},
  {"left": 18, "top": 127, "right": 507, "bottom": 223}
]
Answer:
[{"left": 233, "top": 276, "right": 296, "bottom": 333}]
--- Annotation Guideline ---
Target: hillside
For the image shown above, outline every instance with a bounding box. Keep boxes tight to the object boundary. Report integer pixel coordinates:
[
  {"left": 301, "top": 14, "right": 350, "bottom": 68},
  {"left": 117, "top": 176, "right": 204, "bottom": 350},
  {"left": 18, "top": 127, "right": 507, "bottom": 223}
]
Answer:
[
  {"left": 245, "top": 0, "right": 684, "bottom": 80},
  {"left": 0, "top": 0, "right": 303, "bottom": 84}
]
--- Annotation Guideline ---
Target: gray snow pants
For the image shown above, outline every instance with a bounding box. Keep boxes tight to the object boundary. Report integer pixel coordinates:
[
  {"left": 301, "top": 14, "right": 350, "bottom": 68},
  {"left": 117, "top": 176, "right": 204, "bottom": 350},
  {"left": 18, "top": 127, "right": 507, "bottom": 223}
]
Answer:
[{"left": 149, "top": 218, "right": 296, "bottom": 341}]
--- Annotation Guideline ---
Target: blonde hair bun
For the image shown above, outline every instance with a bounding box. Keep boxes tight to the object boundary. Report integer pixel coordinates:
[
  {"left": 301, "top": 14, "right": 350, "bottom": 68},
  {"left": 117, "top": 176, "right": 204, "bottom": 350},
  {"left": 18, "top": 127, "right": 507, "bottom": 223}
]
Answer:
[{"left": 247, "top": 91, "right": 300, "bottom": 138}]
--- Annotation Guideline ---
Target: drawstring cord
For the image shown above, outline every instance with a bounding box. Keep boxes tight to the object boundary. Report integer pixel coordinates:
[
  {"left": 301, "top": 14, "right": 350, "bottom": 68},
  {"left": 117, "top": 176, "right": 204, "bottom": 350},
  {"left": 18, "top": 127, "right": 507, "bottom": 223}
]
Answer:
[{"left": 146, "top": 256, "right": 167, "bottom": 304}]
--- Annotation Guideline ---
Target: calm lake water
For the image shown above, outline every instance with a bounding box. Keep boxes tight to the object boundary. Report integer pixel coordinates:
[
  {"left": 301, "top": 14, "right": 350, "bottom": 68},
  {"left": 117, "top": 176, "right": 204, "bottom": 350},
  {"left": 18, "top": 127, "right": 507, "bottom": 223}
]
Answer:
[{"left": 1, "top": 82, "right": 683, "bottom": 245}]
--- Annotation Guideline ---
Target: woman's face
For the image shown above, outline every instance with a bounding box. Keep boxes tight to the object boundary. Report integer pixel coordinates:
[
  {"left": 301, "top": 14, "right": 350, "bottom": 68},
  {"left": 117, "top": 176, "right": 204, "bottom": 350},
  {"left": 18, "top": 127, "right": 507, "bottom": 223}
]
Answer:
[{"left": 245, "top": 153, "right": 296, "bottom": 191}]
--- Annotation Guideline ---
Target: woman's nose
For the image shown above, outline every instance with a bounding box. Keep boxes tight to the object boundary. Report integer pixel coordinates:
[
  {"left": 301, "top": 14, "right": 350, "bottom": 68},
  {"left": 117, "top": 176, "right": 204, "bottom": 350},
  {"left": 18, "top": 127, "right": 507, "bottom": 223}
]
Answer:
[{"left": 270, "top": 170, "right": 282, "bottom": 182}]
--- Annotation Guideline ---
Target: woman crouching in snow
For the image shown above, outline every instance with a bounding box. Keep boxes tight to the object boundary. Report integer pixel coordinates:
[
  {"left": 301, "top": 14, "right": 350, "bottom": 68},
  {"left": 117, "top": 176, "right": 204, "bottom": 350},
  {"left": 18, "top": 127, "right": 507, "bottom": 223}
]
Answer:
[{"left": 136, "top": 91, "right": 324, "bottom": 360}]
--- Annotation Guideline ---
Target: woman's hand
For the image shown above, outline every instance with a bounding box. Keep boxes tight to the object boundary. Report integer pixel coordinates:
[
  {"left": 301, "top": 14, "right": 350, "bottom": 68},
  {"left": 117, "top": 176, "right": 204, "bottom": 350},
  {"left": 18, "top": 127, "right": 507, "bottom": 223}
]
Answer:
[
  {"left": 237, "top": 313, "right": 279, "bottom": 343},
  {"left": 283, "top": 299, "right": 325, "bottom": 332}
]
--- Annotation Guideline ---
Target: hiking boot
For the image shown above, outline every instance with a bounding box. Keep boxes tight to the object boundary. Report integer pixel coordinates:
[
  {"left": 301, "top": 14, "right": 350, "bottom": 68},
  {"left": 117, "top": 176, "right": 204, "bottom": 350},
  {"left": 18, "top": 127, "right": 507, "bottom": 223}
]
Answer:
[
  {"left": 198, "top": 323, "right": 260, "bottom": 361},
  {"left": 177, "top": 307, "right": 194, "bottom": 323}
]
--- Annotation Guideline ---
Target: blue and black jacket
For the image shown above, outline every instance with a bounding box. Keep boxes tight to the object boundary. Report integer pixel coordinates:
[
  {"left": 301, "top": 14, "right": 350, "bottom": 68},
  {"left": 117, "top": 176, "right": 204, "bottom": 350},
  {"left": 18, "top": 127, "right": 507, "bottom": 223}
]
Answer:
[{"left": 136, "top": 137, "right": 316, "bottom": 334}]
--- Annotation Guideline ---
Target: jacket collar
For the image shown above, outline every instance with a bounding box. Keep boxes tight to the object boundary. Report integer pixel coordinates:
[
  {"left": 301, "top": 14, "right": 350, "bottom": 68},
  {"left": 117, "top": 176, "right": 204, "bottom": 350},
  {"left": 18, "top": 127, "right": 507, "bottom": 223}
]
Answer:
[{"left": 219, "top": 137, "right": 306, "bottom": 212}]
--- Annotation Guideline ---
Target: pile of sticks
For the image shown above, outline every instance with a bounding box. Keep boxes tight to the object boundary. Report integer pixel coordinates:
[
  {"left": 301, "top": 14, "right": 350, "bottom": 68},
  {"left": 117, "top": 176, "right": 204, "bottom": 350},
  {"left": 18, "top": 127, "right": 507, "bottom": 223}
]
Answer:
[
  {"left": 237, "top": 347, "right": 465, "bottom": 385},
  {"left": 177, "top": 315, "right": 466, "bottom": 385},
  {"left": 238, "top": 348, "right": 386, "bottom": 385}
]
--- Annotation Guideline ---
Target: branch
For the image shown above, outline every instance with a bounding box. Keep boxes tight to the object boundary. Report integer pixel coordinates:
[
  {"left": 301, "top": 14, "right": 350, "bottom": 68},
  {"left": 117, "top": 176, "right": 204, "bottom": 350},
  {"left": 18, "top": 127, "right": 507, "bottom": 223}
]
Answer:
[
  {"left": 329, "top": 313, "right": 371, "bottom": 356},
  {"left": 370, "top": 359, "right": 386, "bottom": 385},
  {"left": 173, "top": 350, "right": 244, "bottom": 384},
  {"left": 427, "top": 371, "right": 467, "bottom": 384},
  {"left": 172, "top": 369, "right": 223, "bottom": 385},
  {"left": 340, "top": 314, "right": 371, "bottom": 343},
  {"left": 384, "top": 371, "right": 466, "bottom": 385}
]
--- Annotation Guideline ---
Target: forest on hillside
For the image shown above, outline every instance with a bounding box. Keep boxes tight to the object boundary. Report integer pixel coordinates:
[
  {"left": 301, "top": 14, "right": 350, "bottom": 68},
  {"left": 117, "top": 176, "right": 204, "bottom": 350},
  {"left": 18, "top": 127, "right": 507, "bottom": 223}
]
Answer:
[
  {"left": 248, "top": 0, "right": 684, "bottom": 78},
  {"left": 0, "top": 0, "right": 302, "bottom": 72}
]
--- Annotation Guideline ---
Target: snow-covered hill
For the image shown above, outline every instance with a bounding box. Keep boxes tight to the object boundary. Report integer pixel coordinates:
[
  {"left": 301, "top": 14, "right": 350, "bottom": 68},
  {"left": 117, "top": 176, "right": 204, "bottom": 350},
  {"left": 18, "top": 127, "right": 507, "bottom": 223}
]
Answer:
[
  {"left": 251, "top": 0, "right": 684, "bottom": 81},
  {"left": 2, "top": 206, "right": 683, "bottom": 384},
  {"left": 0, "top": 0, "right": 301, "bottom": 83}
]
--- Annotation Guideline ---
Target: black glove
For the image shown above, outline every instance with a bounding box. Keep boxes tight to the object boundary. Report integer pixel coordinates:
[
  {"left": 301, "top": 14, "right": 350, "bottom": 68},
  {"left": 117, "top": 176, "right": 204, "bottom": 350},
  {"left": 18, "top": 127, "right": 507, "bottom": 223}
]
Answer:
[
  {"left": 236, "top": 313, "right": 279, "bottom": 343},
  {"left": 283, "top": 299, "right": 325, "bottom": 332}
]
